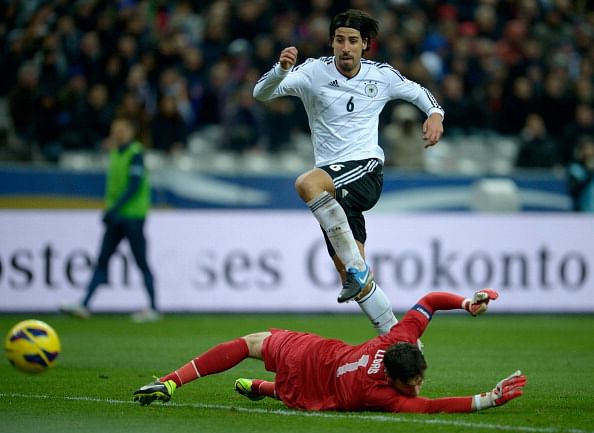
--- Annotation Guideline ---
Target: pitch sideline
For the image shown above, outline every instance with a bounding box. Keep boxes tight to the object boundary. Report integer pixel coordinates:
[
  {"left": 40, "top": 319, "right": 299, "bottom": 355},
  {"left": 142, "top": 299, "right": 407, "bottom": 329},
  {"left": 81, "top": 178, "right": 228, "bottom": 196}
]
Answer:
[{"left": 0, "top": 392, "right": 589, "bottom": 433}]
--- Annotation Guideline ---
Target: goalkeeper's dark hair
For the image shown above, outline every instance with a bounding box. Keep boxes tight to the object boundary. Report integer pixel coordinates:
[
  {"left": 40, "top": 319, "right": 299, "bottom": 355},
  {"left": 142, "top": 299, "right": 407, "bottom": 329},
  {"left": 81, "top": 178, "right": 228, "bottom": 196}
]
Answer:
[
  {"left": 329, "top": 9, "right": 379, "bottom": 52},
  {"left": 384, "top": 342, "right": 427, "bottom": 383}
]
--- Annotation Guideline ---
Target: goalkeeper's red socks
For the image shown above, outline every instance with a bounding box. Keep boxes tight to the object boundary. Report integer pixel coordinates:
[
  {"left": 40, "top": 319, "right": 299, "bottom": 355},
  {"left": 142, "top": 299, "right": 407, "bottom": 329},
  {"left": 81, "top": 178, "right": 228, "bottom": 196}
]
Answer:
[
  {"left": 160, "top": 338, "right": 249, "bottom": 387},
  {"left": 251, "top": 379, "right": 277, "bottom": 399}
]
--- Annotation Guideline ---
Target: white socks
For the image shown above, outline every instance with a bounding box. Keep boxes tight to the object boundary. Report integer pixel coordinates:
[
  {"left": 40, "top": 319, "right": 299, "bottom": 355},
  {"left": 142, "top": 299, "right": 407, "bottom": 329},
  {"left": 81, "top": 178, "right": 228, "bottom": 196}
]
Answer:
[
  {"left": 308, "top": 191, "right": 396, "bottom": 335},
  {"left": 357, "top": 282, "right": 398, "bottom": 335},
  {"left": 307, "top": 192, "right": 365, "bottom": 271}
]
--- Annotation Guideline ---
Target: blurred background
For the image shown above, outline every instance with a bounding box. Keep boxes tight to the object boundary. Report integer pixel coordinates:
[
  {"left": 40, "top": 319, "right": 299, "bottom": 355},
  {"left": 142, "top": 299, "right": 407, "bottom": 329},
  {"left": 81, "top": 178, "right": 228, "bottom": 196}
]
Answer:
[
  {"left": 1, "top": 0, "right": 593, "bottom": 210},
  {"left": 1, "top": 0, "right": 593, "bottom": 313}
]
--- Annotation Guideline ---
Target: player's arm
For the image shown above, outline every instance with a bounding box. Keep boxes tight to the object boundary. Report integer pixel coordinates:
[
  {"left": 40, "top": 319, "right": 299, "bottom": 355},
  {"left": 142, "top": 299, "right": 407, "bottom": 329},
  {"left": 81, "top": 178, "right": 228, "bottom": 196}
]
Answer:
[
  {"left": 386, "top": 70, "right": 444, "bottom": 146},
  {"left": 390, "top": 289, "right": 499, "bottom": 343},
  {"left": 422, "top": 112, "right": 444, "bottom": 148},
  {"left": 417, "top": 289, "right": 499, "bottom": 317},
  {"left": 253, "top": 47, "right": 298, "bottom": 101},
  {"left": 389, "top": 77, "right": 444, "bottom": 121},
  {"left": 389, "top": 370, "right": 526, "bottom": 413}
]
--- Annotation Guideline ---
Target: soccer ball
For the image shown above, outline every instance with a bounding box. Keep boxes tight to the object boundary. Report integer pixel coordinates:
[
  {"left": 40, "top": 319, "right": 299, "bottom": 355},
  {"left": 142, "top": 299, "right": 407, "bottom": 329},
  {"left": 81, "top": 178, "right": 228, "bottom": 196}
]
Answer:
[{"left": 4, "top": 319, "right": 61, "bottom": 374}]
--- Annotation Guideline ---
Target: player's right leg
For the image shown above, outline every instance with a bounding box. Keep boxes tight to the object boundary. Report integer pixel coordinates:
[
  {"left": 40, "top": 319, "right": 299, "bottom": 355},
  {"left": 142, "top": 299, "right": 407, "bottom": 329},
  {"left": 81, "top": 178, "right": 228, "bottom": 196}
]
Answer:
[
  {"left": 296, "top": 169, "right": 369, "bottom": 302},
  {"left": 133, "top": 378, "right": 177, "bottom": 406},
  {"left": 60, "top": 224, "right": 123, "bottom": 319},
  {"left": 133, "top": 332, "right": 270, "bottom": 405}
]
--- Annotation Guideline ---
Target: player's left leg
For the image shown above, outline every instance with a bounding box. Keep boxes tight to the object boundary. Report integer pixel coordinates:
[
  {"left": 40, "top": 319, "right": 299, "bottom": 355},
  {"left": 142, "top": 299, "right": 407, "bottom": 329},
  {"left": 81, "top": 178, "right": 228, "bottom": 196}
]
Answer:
[
  {"left": 235, "top": 378, "right": 277, "bottom": 400},
  {"left": 125, "top": 219, "right": 159, "bottom": 322},
  {"left": 356, "top": 280, "right": 398, "bottom": 335},
  {"left": 133, "top": 332, "right": 271, "bottom": 405},
  {"left": 331, "top": 250, "right": 397, "bottom": 336}
]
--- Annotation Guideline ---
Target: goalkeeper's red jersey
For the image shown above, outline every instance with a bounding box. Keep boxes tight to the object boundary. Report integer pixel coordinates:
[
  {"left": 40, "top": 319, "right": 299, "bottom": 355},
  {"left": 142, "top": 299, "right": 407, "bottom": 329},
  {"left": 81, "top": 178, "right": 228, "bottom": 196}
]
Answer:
[{"left": 261, "top": 294, "right": 473, "bottom": 413}]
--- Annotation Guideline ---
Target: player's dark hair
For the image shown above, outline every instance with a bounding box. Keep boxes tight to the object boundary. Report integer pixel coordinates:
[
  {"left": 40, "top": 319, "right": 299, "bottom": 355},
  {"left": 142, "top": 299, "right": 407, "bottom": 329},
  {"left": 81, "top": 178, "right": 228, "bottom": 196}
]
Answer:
[
  {"left": 329, "top": 9, "right": 379, "bottom": 52},
  {"left": 384, "top": 342, "right": 427, "bottom": 383}
]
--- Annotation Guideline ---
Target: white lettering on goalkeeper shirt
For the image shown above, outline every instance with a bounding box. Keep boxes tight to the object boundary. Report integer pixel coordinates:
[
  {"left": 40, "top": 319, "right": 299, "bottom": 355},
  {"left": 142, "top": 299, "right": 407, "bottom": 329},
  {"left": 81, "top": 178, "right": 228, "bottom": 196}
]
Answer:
[
  {"left": 253, "top": 56, "right": 444, "bottom": 167},
  {"left": 367, "top": 349, "right": 386, "bottom": 375},
  {"left": 336, "top": 354, "right": 370, "bottom": 378}
]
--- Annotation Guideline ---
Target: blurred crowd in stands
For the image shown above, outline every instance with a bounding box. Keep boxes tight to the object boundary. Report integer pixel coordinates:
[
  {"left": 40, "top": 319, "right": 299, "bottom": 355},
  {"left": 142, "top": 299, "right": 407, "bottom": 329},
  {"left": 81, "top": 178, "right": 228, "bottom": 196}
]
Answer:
[{"left": 1, "top": 0, "right": 593, "bottom": 172}]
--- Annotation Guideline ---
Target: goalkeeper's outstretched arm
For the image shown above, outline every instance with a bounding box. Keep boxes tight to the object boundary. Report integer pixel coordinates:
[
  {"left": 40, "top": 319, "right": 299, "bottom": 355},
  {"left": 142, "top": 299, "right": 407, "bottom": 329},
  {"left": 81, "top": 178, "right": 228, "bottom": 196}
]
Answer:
[
  {"left": 393, "top": 290, "right": 526, "bottom": 413},
  {"left": 393, "top": 370, "right": 527, "bottom": 413},
  {"left": 417, "top": 288, "right": 500, "bottom": 317}
]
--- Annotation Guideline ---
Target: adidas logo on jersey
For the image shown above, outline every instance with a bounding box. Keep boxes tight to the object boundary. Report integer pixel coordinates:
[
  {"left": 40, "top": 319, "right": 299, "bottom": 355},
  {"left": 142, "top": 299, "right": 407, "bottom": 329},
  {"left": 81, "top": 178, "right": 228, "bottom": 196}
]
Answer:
[{"left": 328, "top": 79, "right": 340, "bottom": 88}]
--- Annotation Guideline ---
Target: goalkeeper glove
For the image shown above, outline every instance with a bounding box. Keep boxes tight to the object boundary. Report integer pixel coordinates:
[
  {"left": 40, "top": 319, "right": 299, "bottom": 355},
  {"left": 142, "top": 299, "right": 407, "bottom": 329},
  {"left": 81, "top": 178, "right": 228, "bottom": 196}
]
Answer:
[
  {"left": 462, "top": 288, "right": 499, "bottom": 316},
  {"left": 473, "top": 370, "right": 527, "bottom": 411}
]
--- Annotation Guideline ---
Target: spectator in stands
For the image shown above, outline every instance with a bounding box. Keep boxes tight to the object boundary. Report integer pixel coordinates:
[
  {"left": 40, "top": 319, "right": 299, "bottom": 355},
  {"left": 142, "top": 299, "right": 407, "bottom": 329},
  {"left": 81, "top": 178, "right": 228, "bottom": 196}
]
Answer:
[
  {"left": 196, "top": 60, "right": 231, "bottom": 128},
  {"left": 223, "top": 85, "right": 267, "bottom": 153},
  {"left": 516, "top": 113, "right": 559, "bottom": 169},
  {"left": 262, "top": 97, "right": 296, "bottom": 153},
  {"left": 7, "top": 63, "right": 39, "bottom": 158},
  {"left": 229, "top": 0, "right": 271, "bottom": 42},
  {"left": 440, "top": 74, "right": 472, "bottom": 136},
  {"left": 538, "top": 71, "right": 576, "bottom": 139},
  {"left": 82, "top": 84, "right": 114, "bottom": 150},
  {"left": 567, "top": 136, "right": 594, "bottom": 212},
  {"left": 34, "top": 92, "right": 64, "bottom": 163},
  {"left": 0, "top": 29, "right": 26, "bottom": 97},
  {"left": 381, "top": 104, "right": 425, "bottom": 170},
  {"left": 574, "top": 76, "right": 593, "bottom": 107},
  {"left": 59, "top": 71, "right": 89, "bottom": 151},
  {"left": 125, "top": 64, "right": 156, "bottom": 117},
  {"left": 77, "top": 31, "right": 104, "bottom": 85},
  {"left": 151, "top": 95, "right": 187, "bottom": 154},
  {"left": 252, "top": 34, "right": 277, "bottom": 74},
  {"left": 158, "top": 67, "right": 194, "bottom": 129},
  {"left": 55, "top": 14, "right": 81, "bottom": 64},
  {"left": 179, "top": 46, "right": 207, "bottom": 123},
  {"left": 100, "top": 54, "right": 127, "bottom": 103},
  {"left": 498, "top": 76, "right": 538, "bottom": 135},
  {"left": 0, "top": 0, "right": 592, "bottom": 173},
  {"left": 200, "top": 2, "right": 231, "bottom": 66},
  {"left": 35, "top": 41, "right": 67, "bottom": 95},
  {"left": 562, "top": 104, "right": 594, "bottom": 166}
]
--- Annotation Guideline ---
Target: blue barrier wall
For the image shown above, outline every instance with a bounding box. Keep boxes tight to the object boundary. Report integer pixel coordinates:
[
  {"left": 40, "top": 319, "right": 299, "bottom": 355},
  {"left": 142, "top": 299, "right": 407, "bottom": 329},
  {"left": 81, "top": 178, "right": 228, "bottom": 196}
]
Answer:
[{"left": 0, "top": 166, "right": 570, "bottom": 211}]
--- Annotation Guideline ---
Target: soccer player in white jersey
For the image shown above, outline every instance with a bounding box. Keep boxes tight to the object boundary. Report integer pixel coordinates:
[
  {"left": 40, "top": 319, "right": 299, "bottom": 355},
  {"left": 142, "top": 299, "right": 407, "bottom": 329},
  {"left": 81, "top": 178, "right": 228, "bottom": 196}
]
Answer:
[{"left": 253, "top": 9, "right": 444, "bottom": 335}]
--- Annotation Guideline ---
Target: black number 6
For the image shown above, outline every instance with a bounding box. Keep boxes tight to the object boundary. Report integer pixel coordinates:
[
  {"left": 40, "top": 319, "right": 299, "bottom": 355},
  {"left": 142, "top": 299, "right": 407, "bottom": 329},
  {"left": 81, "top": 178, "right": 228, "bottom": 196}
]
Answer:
[{"left": 346, "top": 96, "right": 354, "bottom": 112}]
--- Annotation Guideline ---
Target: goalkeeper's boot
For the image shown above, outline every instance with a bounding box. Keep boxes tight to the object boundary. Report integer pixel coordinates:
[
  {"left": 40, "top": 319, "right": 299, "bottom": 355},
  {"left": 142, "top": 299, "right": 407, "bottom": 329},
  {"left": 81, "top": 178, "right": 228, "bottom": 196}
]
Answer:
[
  {"left": 133, "top": 379, "right": 177, "bottom": 406},
  {"left": 338, "top": 264, "right": 373, "bottom": 303},
  {"left": 234, "top": 378, "right": 265, "bottom": 401}
]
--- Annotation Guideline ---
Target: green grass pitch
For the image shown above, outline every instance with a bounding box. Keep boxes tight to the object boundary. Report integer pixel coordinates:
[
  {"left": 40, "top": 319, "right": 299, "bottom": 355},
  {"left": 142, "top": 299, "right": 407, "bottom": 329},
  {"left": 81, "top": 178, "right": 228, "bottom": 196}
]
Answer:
[{"left": 1, "top": 312, "right": 593, "bottom": 433}]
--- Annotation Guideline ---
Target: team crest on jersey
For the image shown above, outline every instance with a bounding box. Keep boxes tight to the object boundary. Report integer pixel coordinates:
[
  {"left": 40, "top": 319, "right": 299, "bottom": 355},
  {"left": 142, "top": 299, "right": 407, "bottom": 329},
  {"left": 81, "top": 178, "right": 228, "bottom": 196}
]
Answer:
[{"left": 365, "top": 82, "right": 378, "bottom": 97}]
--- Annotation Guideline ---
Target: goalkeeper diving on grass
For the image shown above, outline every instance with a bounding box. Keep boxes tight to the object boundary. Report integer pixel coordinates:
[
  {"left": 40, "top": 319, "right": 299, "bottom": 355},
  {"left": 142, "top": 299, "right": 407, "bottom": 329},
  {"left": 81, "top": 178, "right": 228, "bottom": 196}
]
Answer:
[{"left": 133, "top": 289, "right": 526, "bottom": 413}]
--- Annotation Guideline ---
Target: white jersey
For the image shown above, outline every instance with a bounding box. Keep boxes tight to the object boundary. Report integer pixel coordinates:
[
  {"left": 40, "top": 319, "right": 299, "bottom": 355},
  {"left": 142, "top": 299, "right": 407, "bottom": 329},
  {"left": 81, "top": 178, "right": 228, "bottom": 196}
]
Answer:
[{"left": 253, "top": 56, "right": 444, "bottom": 167}]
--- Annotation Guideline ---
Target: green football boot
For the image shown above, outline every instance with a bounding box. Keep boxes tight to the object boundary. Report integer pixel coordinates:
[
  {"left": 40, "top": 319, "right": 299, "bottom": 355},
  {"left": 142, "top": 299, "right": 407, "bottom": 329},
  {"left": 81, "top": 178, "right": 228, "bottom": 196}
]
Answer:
[
  {"left": 133, "top": 379, "right": 177, "bottom": 406},
  {"left": 234, "top": 378, "right": 265, "bottom": 401}
]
